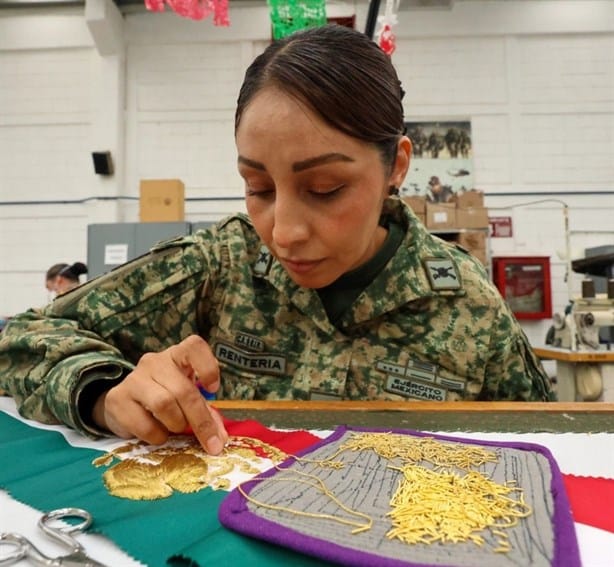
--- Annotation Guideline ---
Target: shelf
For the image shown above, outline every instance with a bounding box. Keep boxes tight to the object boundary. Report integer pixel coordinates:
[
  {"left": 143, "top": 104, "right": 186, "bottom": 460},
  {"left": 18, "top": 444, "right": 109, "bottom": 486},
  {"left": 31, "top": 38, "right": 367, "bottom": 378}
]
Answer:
[{"left": 571, "top": 252, "right": 614, "bottom": 278}]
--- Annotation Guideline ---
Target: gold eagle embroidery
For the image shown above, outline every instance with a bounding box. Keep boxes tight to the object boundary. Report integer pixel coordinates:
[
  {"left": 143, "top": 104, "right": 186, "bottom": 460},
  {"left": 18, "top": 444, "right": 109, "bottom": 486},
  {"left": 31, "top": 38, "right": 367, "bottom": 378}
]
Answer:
[{"left": 92, "top": 435, "right": 287, "bottom": 500}]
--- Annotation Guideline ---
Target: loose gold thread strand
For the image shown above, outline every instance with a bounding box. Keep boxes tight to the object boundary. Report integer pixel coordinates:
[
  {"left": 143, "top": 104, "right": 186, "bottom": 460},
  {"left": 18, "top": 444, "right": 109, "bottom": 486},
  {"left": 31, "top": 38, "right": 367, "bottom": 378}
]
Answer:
[
  {"left": 385, "top": 464, "right": 532, "bottom": 550},
  {"left": 237, "top": 469, "right": 373, "bottom": 534},
  {"left": 286, "top": 454, "right": 345, "bottom": 469}
]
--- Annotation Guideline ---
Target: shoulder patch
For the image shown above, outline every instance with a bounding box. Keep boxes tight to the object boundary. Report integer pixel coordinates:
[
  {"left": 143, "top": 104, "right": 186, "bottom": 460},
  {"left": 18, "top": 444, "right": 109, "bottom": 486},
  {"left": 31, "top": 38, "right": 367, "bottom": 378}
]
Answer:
[
  {"left": 253, "top": 245, "right": 273, "bottom": 276},
  {"left": 423, "top": 257, "right": 461, "bottom": 290}
]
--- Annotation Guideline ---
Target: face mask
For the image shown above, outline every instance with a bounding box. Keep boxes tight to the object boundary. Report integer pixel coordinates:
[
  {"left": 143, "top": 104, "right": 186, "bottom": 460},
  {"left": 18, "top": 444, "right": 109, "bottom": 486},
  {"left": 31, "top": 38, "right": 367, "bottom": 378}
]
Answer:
[{"left": 45, "top": 276, "right": 60, "bottom": 302}]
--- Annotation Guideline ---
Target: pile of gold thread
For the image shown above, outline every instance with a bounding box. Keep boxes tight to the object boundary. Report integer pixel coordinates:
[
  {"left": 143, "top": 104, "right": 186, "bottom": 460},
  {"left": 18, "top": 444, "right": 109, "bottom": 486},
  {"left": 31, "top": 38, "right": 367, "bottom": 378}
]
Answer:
[
  {"left": 387, "top": 464, "right": 531, "bottom": 552},
  {"left": 330, "top": 433, "right": 532, "bottom": 551},
  {"left": 244, "top": 432, "right": 533, "bottom": 553}
]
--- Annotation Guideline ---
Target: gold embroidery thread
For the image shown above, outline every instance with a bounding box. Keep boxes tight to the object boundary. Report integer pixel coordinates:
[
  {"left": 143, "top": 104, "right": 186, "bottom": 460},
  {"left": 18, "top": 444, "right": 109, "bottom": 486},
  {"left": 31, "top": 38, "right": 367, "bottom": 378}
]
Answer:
[
  {"left": 238, "top": 467, "right": 373, "bottom": 534},
  {"left": 92, "top": 435, "right": 288, "bottom": 500},
  {"left": 240, "top": 432, "right": 533, "bottom": 554}
]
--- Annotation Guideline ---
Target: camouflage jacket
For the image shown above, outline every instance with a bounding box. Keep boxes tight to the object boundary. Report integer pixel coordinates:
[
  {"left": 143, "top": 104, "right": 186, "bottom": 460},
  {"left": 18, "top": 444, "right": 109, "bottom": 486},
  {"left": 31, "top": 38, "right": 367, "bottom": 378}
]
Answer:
[{"left": 0, "top": 199, "right": 553, "bottom": 436}]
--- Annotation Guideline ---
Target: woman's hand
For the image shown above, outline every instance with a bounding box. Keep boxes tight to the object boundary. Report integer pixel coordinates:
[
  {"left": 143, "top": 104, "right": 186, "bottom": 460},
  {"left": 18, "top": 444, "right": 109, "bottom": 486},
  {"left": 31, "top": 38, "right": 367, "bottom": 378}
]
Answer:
[{"left": 92, "top": 335, "right": 228, "bottom": 454}]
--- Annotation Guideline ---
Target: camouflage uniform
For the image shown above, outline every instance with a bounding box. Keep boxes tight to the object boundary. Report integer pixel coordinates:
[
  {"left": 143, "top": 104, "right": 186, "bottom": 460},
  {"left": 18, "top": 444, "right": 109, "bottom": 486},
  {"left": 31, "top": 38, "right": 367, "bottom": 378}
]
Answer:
[{"left": 0, "top": 199, "right": 553, "bottom": 436}]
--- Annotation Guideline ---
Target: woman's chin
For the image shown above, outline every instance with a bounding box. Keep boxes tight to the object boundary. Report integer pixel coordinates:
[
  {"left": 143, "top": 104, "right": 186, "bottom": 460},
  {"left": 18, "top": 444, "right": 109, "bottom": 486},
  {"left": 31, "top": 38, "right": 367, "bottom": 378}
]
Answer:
[{"left": 286, "top": 269, "right": 338, "bottom": 290}]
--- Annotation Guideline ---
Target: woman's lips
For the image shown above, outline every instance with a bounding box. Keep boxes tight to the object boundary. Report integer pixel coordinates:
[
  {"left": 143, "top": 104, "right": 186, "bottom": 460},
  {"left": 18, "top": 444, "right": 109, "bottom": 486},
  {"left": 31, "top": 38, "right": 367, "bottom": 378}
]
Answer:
[{"left": 281, "top": 258, "right": 323, "bottom": 274}]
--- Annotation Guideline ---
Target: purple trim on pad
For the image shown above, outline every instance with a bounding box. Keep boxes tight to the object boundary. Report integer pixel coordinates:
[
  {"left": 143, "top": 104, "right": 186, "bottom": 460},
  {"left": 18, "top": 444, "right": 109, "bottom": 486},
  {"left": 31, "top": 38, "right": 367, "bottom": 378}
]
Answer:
[{"left": 218, "top": 426, "right": 581, "bottom": 567}]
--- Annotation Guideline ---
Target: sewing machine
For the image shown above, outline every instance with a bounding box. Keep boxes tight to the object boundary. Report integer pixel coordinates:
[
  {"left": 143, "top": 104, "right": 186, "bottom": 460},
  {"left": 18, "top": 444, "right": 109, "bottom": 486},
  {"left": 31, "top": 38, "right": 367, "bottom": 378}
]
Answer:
[
  {"left": 551, "top": 292, "right": 614, "bottom": 351},
  {"left": 540, "top": 281, "right": 614, "bottom": 402}
]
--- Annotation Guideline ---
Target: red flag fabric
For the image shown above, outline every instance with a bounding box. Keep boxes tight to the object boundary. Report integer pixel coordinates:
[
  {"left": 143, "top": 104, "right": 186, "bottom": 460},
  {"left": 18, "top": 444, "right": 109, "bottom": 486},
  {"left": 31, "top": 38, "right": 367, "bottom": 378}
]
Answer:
[
  {"left": 222, "top": 417, "right": 321, "bottom": 456},
  {"left": 562, "top": 474, "right": 614, "bottom": 533}
]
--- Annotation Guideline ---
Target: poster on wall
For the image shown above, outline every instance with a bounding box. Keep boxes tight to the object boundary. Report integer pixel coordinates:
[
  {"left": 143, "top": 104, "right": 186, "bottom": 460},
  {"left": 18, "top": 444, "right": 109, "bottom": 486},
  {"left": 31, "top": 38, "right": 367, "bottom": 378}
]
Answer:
[{"left": 402, "top": 120, "right": 473, "bottom": 202}]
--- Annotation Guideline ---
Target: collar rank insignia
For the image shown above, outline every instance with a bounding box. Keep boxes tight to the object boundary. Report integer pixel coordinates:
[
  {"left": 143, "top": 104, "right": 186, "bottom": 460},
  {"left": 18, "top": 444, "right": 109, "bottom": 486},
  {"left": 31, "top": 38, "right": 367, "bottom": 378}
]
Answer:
[
  {"left": 423, "top": 257, "right": 461, "bottom": 291},
  {"left": 253, "top": 245, "right": 273, "bottom": 276}
]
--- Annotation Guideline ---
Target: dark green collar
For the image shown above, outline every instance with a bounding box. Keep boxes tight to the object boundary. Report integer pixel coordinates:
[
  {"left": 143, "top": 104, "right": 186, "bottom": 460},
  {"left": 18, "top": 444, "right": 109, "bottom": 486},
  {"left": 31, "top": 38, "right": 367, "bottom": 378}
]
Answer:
[{"left": 317, "top": 222, "right": 405, "bottom": 325}]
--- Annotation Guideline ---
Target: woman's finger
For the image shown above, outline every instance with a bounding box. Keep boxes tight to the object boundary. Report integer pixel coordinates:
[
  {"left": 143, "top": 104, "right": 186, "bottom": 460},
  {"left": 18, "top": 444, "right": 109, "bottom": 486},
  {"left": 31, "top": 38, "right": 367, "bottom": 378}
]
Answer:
[
  {"left": 104, "top": 382, "right": 172, "bottom": 445},
  {"left": 167, "top": 335, "right": 221, "bottom": 394}
]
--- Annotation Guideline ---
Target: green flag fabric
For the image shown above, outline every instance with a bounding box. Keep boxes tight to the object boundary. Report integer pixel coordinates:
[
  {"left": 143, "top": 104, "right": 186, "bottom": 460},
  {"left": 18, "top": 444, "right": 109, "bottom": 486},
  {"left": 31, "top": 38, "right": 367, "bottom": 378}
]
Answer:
[{"left": 0, "top": 410, "right": 322, "bottom": 566}]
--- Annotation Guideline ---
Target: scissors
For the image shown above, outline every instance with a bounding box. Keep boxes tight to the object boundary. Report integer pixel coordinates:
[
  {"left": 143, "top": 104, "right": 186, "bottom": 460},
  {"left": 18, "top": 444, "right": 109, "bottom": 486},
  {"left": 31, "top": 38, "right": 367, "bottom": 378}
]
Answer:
[{"left": 0, "top": 507, "right": 108, "bottom": 566}]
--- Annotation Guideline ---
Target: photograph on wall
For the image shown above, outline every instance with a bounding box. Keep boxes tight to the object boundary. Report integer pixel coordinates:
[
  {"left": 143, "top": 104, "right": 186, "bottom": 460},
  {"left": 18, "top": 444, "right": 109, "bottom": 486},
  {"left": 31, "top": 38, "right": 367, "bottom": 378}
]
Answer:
[{"left": 402, "top": 121, "right": 473, "bottom": 202}]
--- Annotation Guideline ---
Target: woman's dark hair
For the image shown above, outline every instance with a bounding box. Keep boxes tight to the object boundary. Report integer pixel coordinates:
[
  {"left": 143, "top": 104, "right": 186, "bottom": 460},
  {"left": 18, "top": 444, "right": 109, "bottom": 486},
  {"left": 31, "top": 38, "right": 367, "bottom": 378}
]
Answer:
[
  {"left": 47, "top": 262, "right": 88, "bottom": 282},
  {"left": 46, "top": 263, "right": 69, "bottom": 280},
  {"left": 235, "top": 24, "right": 406, "bottom": 170}
]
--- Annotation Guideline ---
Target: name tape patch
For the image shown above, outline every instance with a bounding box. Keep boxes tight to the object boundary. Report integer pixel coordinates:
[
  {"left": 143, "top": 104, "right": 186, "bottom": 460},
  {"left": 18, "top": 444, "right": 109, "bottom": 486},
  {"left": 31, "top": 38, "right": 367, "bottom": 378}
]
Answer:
[
  {"left": 384, "top": 375, "right": 447, "bottom": 401},
  {"left": 377, "top": 358, "right": 466, "bottom": 393},
  {"left": 215, "top": 342, "right": 286, "bottom": 375}
]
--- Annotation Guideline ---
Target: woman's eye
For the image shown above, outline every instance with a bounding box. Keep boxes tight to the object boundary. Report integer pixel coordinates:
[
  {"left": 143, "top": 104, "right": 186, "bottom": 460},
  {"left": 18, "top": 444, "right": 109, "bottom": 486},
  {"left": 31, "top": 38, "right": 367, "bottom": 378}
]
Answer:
[
  {"left": 245, "top": 185, "right": 274, "bottom": 197},
  {"left": 311, "top": 184, "right": 345, "bottom": 198}
]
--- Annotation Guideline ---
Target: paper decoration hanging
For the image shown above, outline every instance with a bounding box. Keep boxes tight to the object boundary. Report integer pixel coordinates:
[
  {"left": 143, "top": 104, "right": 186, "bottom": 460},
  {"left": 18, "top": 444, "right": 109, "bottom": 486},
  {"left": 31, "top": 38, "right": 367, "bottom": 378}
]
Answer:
[
  {"left": 267, "top": 0, "right": 327, "bottom": 40},
  {"left": 376, "top": 0, "right": 399, "bottom": 55},
  {"left": 145, "top": 0, "right": 230, "bottom": 26}
]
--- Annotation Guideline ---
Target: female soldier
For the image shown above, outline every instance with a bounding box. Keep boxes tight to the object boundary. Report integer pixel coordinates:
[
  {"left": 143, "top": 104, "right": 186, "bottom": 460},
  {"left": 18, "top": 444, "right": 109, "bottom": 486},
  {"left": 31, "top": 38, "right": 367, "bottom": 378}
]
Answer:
[
  {"left": 0, "top": 25, "right": 553, "bottom": 456},
  {"left": 45, "top": 262, "right": 88, "bottom": 298}
]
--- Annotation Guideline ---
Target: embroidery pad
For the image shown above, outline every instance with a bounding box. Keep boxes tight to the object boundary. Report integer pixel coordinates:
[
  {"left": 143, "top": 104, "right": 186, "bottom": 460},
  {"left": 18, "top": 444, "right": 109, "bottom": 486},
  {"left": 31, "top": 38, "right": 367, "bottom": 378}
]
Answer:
[{"left": 219, "top": 426, "right": 580, "bottom": 567}]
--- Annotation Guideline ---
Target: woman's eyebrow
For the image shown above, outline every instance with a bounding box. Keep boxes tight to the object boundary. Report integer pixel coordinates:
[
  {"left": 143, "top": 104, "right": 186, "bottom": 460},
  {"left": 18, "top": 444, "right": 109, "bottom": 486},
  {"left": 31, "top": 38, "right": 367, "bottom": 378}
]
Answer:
[
  {"left": 238, "top": 156, "right": 266, "bottom": 170},
  {"left": 237, "top": 152, "right": 354, "bottom": 173},
  {"left": 292, "top": 152, "right": 354, "bottom": 172}
]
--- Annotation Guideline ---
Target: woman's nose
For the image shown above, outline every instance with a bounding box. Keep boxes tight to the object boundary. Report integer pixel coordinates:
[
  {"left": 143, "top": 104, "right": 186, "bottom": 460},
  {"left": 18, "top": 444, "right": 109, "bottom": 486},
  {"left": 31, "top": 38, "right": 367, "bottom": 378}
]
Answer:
[{"left": 271, "top": 196, "right": 309, "bottom": 249}]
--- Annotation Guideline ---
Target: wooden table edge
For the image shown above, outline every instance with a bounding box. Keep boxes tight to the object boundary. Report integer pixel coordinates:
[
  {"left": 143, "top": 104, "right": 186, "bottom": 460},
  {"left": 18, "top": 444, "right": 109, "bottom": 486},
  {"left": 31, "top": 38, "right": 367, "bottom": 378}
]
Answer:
[
  {"left": 213, "top": 400, "right": 614, "bottom": 413},
  {"left": 534, "top": 346, "right": 614, "bottom": 362}
]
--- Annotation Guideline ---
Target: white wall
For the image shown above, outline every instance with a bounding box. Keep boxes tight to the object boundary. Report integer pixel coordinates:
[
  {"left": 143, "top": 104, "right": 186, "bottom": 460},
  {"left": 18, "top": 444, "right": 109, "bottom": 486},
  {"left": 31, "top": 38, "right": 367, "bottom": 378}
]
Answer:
[{"left": 0, "top": 1, "right": 613, "bottom": 354}]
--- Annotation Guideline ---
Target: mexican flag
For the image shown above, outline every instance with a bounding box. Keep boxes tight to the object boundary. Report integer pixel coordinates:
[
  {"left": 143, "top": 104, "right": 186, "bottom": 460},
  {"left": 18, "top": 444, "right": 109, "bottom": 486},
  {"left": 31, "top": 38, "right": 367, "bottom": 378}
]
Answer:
[{"left": 1, "top": 398, "right": 612, "bottom": 566}]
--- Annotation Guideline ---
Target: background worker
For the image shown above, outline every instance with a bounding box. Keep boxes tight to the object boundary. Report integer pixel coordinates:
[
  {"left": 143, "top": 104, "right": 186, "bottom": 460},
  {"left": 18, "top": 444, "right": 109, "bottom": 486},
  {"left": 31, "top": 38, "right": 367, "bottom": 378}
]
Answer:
[{"left": 45, "top": 262, "right": 88, "bottom": 298}]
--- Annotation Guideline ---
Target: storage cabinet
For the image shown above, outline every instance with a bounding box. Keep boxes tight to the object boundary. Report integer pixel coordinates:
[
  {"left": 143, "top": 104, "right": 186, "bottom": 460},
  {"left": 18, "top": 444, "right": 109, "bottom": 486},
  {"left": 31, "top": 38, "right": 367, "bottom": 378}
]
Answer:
[
  {"left": 87, "top": 221, "right": 216, "bottom": 278},
  {"left": 492, "top": 256, "right": 552, "bottom": 319}
]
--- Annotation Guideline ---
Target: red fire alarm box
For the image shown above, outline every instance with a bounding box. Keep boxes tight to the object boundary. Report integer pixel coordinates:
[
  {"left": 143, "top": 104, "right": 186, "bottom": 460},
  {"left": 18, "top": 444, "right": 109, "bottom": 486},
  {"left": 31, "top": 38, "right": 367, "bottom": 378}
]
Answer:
[{"left": 492, "top": 256, "right": 552, "bottom": 319}]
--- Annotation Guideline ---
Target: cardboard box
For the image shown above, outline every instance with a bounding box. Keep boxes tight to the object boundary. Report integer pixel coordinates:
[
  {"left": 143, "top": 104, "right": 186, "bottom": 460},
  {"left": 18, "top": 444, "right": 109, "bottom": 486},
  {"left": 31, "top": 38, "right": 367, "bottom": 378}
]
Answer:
[
  {"left": 456, "top": 207, "right": 489, "bottom": 229},
  {"left": 454, "top": 189, "right": 484, "bottom": 208},
  {"left": 426, "top": 202, "right": 456, "bottom": 229},
  {"left": 469, "top": 247, "right": 487, "bottom": 266},
  {"left": 457, "top": 230, "right": 487, "bottom": 250},
  {"left": 402, "top": 196, "right": 426, "bottom": 214},
  {"left": 139, "top": 179, "right": 185, "bottom": 222}
]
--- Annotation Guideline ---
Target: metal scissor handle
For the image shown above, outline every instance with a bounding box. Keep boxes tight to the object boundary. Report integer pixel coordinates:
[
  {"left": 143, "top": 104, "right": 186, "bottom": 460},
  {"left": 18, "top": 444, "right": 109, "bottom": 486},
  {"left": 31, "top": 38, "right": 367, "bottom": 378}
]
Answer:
[
  {"left": 38, "top": 508, "right": 92, "bottom": 554},
  {"left": 0, "top": 530, "right": 57, "bottom": 566},
  {"left": 0, "top": 508, "right": 107, "bottom": 567},
  {"left": 0, "top": 532, "right": 29, "bottom": 565}
]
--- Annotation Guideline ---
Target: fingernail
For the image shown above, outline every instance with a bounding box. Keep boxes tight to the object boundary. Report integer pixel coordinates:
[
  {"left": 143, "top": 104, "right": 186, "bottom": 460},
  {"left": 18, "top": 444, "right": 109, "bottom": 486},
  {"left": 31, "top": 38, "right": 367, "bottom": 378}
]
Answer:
[{"left": 206, "top": 435, "right": 223, "bottom": 455}]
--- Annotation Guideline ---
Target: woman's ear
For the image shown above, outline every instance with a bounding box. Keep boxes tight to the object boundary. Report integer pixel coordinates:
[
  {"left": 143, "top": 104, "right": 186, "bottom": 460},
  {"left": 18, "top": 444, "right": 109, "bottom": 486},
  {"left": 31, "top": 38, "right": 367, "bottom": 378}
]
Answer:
[{"left": 389, "top": 136, "right": 412, "bottom": 190}]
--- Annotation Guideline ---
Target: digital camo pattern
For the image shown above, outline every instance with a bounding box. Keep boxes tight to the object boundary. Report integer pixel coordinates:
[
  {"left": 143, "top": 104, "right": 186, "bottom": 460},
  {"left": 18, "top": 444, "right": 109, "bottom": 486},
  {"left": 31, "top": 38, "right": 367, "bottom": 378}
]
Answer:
[{"left": 0, "top": 199, "right": 553, "bottom": 436}]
